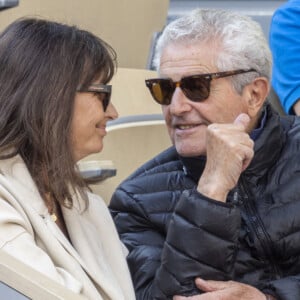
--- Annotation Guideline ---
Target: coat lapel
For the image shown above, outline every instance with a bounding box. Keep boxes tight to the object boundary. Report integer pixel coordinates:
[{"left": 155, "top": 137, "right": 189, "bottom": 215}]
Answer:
[
  {"left": 0, "top": 155, "right": 88, "bottom": 266},
  {"left": 62, "top": 196, "right": 132, "bottom": 300},
  {"left": 0, "top": 154, "right": 135, "bottom": 300}
]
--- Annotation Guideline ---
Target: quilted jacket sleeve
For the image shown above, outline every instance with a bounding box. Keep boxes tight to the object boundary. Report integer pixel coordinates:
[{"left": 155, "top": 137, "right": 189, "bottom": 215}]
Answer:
[
  {"left": 156, "top": 189, "right": 241, "bottom": 297},
  {"left": 110, "top": 149, "right": 241, "bottom": 299},
  {"left": 110, "top": 186, "right": 167, "bottom": 299}
]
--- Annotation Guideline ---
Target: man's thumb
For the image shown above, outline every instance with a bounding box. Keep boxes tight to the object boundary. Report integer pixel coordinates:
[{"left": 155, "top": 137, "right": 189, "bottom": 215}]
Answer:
[{"left": 233, "top": 113, "right": 250, "bottom": 130}]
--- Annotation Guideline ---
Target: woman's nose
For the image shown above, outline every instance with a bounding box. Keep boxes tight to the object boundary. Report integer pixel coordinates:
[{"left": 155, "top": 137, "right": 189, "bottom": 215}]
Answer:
[{"left": 106, "top": 102, "right": 119, "bottom": 120}]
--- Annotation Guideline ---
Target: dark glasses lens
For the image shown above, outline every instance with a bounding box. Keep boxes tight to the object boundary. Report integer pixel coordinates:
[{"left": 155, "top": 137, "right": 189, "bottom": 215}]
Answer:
[
  {"left": 92, "top": 91, "right": 110, "bottom": 112},
  {"left": 145, "top": 68, "right": 256, "bottom": 105},
  {"left": 145, "top": 76, "right": 210, "bottom": 105},
  {"left": 145, "top": 78, "right": 177, "bottom": 105},
  {"left": 77, "top": 84, "right": 112, "bottom": 111},
  {"left": 181, "top": 75, "right": 210, "bottom": 102}
]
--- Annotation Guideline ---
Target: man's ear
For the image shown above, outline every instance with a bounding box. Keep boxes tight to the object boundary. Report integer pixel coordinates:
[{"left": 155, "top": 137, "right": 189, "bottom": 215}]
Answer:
[{"left": 243, "top": 77, "right": 270, "bottom": 118}]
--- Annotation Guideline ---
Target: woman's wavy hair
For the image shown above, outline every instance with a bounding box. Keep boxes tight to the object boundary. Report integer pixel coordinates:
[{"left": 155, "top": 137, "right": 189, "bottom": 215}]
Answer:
[
  {"left": 154, "top": 8, "right": 272, "bottom": 94},
  {"left": 0, "top": 17, "right": 117, "bottom": 207}
]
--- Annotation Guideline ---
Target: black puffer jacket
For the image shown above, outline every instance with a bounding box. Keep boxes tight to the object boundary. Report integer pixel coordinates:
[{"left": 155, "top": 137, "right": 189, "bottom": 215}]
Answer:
[{"left": 110, "top": 104, "right": 300, "bottom": 300}]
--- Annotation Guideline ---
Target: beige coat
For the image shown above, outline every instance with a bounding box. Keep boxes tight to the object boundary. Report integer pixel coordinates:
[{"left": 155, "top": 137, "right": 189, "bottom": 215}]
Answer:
[{"left": 0, "top": 154, "right": 136, "bottom": 300}]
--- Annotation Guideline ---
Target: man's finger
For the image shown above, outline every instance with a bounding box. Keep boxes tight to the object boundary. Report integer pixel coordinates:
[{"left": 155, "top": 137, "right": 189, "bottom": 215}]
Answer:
[
  {"left": 233, "top": 113, "right": 250, "bottom": 130},
  {"left": 195, "top": 278, "right": 229, "bottom": 292}
]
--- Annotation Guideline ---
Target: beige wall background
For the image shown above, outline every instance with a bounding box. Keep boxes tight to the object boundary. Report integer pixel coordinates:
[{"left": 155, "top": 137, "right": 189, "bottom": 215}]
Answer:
[{"left": 0, "top": 0, "right": 169, "bottom": 68}]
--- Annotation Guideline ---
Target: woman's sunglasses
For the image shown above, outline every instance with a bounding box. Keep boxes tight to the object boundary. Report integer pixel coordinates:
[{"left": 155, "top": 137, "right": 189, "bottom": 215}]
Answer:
[
  {"left": 145, "top": 68, "right": 257, "bottom": 105},
  {"left": 77, "top": 84, "right": 111, "bottom": 111}
]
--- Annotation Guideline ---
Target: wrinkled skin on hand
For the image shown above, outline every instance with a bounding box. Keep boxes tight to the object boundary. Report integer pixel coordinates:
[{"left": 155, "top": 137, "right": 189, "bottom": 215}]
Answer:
[
  {"left": 173, "top": 278, "right": 267, "bottom": 300},
  {"left": 197, "top": 113, "right": 254, "bottom": 202}
]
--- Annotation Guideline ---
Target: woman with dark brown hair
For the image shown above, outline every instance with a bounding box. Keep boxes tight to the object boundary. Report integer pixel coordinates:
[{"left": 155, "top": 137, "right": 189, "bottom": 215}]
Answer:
[{"left": 0, "top": 17, "right": 135, "bottom": 300}]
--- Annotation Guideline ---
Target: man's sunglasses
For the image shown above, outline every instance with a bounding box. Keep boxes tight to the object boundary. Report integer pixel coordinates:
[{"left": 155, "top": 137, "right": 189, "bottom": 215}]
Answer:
[
  {"left": 77, "top": 84, "right": 112, "bottom": 111},
  {"left": 145, "top": 68, "right": 257, "bottom": 105}
]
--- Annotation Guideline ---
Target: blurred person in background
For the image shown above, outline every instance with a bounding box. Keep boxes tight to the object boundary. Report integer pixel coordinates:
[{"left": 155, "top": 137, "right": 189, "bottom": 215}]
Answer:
[
  {"left": 270, "top": 0, "right": 300, "bottom": 115},
  {"left": 0, "top": 17, "right": 135, "bottom": 300},
  {"left": 110, "top": 8, "right": 300, "bottom": 300}
]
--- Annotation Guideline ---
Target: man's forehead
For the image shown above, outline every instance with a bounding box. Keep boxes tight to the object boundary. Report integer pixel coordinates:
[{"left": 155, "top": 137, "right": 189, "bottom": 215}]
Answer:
[{"left": 159, "top": 43, "right": 217, "bottom": 79}]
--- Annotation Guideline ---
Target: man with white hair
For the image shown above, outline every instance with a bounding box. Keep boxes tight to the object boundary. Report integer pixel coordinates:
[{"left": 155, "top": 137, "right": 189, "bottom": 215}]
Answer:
[{"left": 110, "top": 8, "right": 300, "bottom": 300}]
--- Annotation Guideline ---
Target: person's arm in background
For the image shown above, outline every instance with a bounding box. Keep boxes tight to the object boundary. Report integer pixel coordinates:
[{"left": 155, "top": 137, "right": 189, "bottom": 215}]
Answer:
[
  {"left": 269, "top": 0, "right": 300, "bottom": 115},
  {"left": 293, "top": 98, "right": 300, "bottom": 115}
]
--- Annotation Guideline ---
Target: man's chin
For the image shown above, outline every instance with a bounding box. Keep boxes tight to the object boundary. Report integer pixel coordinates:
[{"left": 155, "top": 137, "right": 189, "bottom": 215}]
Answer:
[{"left": 175, "top": 145, "right": 206, "bottom": 157}]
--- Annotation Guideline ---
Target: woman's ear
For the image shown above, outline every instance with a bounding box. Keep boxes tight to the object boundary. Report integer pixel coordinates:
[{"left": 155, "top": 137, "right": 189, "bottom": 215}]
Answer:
[{"left": 244, "top": 77, "right": 270, "bottom": 118}]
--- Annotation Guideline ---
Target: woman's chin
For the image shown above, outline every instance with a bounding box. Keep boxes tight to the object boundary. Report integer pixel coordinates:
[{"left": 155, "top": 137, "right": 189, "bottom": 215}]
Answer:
[{"left": 74, "top": 144, "right": 104, "bottom": 162}]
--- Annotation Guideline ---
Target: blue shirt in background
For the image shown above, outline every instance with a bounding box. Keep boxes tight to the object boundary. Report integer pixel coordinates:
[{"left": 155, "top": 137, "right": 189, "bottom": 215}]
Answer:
[{"left": 270, "top": 0, "right": 300, "bottom": 114}]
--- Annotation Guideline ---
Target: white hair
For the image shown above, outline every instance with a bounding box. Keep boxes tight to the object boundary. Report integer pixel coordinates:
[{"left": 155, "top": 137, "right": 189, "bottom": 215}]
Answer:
[{"left": 154, "top": 8, "right": 272, "bottom": 93}]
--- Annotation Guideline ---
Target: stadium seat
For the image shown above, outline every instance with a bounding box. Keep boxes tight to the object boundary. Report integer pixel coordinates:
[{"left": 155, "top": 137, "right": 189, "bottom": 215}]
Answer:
[
  {"left": 80, "top": 117, "right": 171, "bottom": 204},
  {"left": 109, "top": 67, "right": 162, "bottom": 116},
  {"left": 0, "top": 0, "right": 169, "bottom": 69}
]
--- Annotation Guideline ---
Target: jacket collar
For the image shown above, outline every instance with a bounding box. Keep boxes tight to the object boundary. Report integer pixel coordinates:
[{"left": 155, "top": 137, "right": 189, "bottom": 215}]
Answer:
[
  {"left": 179, "top": 155, "right": 205, "bottom": 183},
  {"left": 244, "top": 103, "right": 286, "bottom": 181}
]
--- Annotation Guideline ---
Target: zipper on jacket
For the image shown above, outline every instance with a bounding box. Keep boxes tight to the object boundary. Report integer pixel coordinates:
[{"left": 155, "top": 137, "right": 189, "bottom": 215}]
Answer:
[{"left": 238, "top": 178, "right": 281, "bottom": 279}]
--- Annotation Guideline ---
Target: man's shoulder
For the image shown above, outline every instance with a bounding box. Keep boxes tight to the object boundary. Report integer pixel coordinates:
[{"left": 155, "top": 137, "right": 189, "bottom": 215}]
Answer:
[
  {"left": 281, "top": 115, "right": 300, "bottom": 138},
  {"left": 276, "top": 115, "right": 300, "bottom": 165},
  {"left": 111, "top": 146, "right": 194, "bottom": 202},
  {"left": 110, "top": 146, "right": 192, "bottom": 216}
]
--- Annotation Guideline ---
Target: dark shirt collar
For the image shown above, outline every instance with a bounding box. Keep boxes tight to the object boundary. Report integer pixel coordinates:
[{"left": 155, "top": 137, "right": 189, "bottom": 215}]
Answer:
[{"left": 250, "top": 108, "right": 267, "bottom": 140}]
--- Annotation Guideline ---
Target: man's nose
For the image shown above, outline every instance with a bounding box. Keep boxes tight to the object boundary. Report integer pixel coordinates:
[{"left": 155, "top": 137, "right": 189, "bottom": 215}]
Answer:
[{"left": 169, "top": 87, "right": 192, "bottom": 115}]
